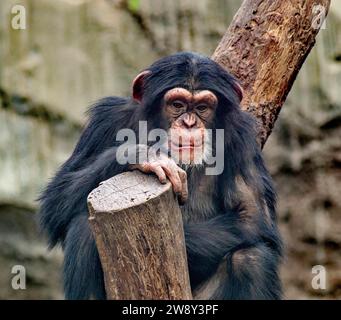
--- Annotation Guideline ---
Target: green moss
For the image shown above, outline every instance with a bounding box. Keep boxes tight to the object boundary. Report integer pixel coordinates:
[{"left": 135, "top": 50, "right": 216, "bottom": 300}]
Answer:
[{"left": 127, "top": 0, "right": 140, "bottom": 13}]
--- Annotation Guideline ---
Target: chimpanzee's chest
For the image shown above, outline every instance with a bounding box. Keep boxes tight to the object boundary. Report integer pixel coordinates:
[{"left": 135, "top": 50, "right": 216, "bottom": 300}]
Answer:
[{"left": 180, "top": 170, "right": 219, "bottom": 223}]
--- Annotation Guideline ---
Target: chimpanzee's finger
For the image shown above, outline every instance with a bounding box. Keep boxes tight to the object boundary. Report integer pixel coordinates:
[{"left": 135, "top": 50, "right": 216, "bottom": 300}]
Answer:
[
  {"left": 150, "top": 164, "right": 167, "bottom": 184},
  {"left": 161, "top": 164, "right": 182, "bottom": 194},
  {"left": 177, "top": 169, "right": 188, "bottom": 204}
]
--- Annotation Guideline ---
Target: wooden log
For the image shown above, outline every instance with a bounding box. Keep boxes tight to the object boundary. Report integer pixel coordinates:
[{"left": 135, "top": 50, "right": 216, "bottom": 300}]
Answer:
[
  {"left": 212, "top": 0, "right": 331, "bottom": 147},
  {"left": 87, "top": 170, "right": 192, "bottom": 300}
]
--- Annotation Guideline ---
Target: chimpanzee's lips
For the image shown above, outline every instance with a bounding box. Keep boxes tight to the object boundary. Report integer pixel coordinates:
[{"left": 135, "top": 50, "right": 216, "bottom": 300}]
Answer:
[{"left": 170, "top": 142, "right": 202, "bottom": 150}]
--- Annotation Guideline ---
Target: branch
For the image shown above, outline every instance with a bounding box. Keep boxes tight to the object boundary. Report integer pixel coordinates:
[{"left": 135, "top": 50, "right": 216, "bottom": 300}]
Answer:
[{"left": 212, "top": 0, "right": 331, "bottom": 147}]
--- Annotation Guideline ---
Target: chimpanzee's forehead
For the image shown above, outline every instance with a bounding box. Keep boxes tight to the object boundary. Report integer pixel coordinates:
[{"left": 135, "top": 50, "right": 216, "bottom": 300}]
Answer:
[
  {"left": 148, "top": 52, "right": 221, "bottom": 78},
  {"left": 164, "top": 87, "right": 218, "bottom": 104},
  {"left": 143, "top": 52, "right": 240, "bottom": 103}
]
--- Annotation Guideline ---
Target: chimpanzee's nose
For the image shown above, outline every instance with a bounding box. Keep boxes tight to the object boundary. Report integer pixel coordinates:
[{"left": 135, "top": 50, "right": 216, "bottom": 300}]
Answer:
[{"left": 183, "top": 113, "right": 196, "bottom": 128}]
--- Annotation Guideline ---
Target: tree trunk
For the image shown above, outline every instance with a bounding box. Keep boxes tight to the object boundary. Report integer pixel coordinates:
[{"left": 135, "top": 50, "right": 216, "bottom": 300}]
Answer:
[
  {"left": 212, "top": 0, "right": 331, "bottom": 147},
  {"left": 88, "top": 0, "right": 331, "bottom": 299},
  {"left": 88, "top": 171, "right": 192, "bottom": 300}
]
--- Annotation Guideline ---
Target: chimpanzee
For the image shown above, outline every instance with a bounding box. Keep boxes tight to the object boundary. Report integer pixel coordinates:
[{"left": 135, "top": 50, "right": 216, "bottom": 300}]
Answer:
[{"left": 38, "top": 52, "right": 282, "bottom": 300}]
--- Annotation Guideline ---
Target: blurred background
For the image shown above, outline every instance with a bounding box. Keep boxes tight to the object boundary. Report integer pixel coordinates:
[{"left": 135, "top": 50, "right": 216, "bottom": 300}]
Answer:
[{"left": 0, "top": 0, "right": 340, "bottom": 299}]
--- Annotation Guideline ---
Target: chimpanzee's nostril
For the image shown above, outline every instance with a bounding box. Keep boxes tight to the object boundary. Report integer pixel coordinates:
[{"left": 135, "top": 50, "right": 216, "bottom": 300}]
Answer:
[{"left": 183, "top": 114, "right": 196, "bottom": 128}]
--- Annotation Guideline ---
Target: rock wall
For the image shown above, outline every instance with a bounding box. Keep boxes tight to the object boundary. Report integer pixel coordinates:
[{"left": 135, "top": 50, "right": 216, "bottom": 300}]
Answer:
[
  {"left": 0, "top": 0, "right": 340, "bottom": 299},
  {"left": 265, "top": 6, "right": 341, "bottom": 298}
]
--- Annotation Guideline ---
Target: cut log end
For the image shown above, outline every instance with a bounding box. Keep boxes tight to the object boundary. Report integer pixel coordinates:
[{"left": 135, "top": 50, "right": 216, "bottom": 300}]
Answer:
[{"left": 88, "top": 170, "right": 172, "bottom": 215}]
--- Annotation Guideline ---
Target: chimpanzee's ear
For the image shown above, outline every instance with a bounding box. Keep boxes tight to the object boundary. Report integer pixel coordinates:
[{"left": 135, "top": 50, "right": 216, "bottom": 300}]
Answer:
[
  {"left": 232, "top": 80, "right": 244, "bottom": 102},
  {"left": 132, "top": 70, "right": 151, "bottom": 103}
]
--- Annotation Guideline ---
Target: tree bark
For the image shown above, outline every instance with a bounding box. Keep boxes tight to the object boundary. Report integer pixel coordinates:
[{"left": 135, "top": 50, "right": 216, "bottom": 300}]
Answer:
[
  {"left": 212, "top": 0, "right": 331, "bottom": 147},
  {"left": 88, "top": 0, "right": 331, "bottom": 300},
  {"left": 88, "top": 171, "right": 192, "bottom": 300}
]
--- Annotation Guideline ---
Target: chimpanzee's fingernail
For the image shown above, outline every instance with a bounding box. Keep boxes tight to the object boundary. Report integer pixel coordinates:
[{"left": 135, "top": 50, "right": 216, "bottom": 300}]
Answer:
[
  {"left": 176, "top": 193, "right": 185, "bottom": 205},
  {"left": 178, "top": 198, "right": 185, "bottom": 205}
]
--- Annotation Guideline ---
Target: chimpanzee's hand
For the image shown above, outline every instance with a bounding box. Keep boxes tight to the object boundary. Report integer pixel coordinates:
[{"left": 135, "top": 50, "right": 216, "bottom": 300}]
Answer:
[{"left": 129, "top": 146, "right": 188, "bottom": 204}]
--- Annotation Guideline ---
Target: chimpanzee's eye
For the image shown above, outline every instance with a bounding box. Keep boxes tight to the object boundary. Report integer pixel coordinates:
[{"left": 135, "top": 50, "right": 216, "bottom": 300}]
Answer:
[
  {"left": 172, "top": 100, "right": 186, "bottom": 109},
  {"left": 196, "top": 105, "right": 208, "bottom": 112}
]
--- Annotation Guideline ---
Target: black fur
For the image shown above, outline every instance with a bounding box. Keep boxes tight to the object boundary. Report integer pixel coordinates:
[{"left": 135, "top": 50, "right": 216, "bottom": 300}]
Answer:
[{"left": 38, "top": 52, "right": 282, "bottom": 300}]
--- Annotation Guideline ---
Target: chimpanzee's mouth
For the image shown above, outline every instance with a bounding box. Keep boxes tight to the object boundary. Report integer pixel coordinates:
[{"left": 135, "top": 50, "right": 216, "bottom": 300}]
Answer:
[{"left": 170, "top": 142, "right": 201, "bottom": 150}]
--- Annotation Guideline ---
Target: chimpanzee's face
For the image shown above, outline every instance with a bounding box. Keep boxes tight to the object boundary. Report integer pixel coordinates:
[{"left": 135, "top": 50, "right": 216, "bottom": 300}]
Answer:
[
  {"left": 132, "top": 67, "right": 223, "bottom": 167},
  {"left": 162, "top": 87, "right": 218, "bottom": 165}
]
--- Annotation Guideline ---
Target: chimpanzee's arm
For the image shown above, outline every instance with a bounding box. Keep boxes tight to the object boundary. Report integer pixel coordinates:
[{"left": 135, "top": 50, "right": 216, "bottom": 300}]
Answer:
[
  {"left": 39, "top": 146, "right": 130, "bottom": 248},
  {"left": 38, "top": 98, "right": 137, "bottom": 299},
  {"left": 222, "top": 242, "right": 282, "bottom": 299},
  {"left": 38, "top": 97, "right": 134, "bottom": 247},
  {"left": 184, "top": 210, "right": 268, "bottom": 290},
  {"left": 184, "top": 213, "right": 246, "bottom": 288},
  {"left": 192, "top": 241, "right": 282, "bottom": 300},
  {"left": 187, "top": 210, "right": 282, "bottom": 299},
  {"left": 63, "top": 215, "right": 106, "bottom": 299},
  {"left": 187, "top": 169, "right": 282, "bottom": 299}
]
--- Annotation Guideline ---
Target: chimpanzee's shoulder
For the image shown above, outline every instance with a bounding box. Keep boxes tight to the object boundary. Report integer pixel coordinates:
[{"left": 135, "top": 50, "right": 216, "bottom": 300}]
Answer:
[
  {"left": 86, "top": 96, "right": 134, "bottom": 121},
  {"left": 96, "top": 96, "right": 130, "bottom": 106},
  {"left": 87, "top": 96, "right": 130, "bottom": 113}
]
